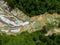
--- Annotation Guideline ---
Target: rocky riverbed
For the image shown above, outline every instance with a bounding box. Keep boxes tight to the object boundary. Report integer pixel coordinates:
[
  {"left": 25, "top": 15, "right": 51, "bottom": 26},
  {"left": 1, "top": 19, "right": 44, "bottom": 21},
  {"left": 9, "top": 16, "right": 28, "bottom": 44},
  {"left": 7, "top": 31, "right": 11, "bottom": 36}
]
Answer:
[
  {"left": 0, "top": 0, "right": 60, "bottom": 35},
  {"left": 0, "top": 0, "right": 30, "bottom": 34}
]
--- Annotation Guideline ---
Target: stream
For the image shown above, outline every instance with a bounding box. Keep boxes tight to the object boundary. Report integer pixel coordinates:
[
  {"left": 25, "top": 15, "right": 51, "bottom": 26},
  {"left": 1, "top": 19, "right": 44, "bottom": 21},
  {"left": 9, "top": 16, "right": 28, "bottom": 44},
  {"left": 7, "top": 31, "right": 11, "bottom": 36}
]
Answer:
[{"left": 0, "top": 1, "right": 29, "bottom": 33}]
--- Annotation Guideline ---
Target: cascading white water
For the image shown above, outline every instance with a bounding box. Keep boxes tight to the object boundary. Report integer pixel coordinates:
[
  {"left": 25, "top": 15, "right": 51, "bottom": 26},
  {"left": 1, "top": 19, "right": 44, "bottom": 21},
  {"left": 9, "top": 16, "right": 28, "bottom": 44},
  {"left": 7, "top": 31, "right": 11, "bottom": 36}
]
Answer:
[
  {"left": 0, "top": 14, "right": 29, "bottom": 33},
  {"left": 0, "top": 0, "right": 29, "bottom": 33}
]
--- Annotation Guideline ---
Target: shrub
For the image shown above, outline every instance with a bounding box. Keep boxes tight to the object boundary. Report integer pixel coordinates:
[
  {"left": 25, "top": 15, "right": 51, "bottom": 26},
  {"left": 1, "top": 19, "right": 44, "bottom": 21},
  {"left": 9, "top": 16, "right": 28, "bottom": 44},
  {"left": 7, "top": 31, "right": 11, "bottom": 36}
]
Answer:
[{"left": 55, "top": 17, "right": 60, "bottom": 28}]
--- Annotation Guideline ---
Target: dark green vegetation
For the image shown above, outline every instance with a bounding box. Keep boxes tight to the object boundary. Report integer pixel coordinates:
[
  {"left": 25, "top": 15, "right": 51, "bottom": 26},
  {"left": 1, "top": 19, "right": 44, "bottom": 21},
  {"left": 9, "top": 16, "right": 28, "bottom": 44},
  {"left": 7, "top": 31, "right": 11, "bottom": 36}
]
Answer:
[
  {"left": 1, "top": 0, "right": 60, "bottom": 45},
  {"left": 6, "top": 0, "right": 60, "bottom": 16},
  {"left": 0, "top": 31, "right": 60, "bottom": 45}
]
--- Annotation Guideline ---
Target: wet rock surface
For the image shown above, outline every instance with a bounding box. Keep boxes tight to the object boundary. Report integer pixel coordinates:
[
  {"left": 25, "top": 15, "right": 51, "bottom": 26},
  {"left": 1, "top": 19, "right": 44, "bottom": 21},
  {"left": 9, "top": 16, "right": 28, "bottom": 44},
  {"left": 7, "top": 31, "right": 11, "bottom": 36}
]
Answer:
[
  {"left": 0, "top": 0, "right": 60, "bottom": 35},
  {"left": 0, "top": 0, "right": 30, "bottom": 34}
]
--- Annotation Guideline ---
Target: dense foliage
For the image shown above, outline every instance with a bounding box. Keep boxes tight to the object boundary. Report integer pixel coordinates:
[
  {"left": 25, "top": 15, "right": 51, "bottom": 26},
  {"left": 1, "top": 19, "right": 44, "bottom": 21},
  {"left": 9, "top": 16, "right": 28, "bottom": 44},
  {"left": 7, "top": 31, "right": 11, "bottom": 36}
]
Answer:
[
  {"left": 6, "top": 0, "right": 60, "bottom": 16},
  {"left": 0, "top": 30, "right": 60, "bottom": 45}
]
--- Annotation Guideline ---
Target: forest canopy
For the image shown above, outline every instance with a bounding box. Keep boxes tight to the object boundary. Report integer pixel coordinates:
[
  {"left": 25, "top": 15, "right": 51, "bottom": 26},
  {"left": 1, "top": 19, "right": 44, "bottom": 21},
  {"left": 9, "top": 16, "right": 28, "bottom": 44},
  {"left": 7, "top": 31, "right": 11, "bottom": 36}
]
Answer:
[
  {"left": 0, "top": 31, "right": 60, "bottom": 45},
  {"left": 6, "top": 0, "right": 60, "bottom": 17}
]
